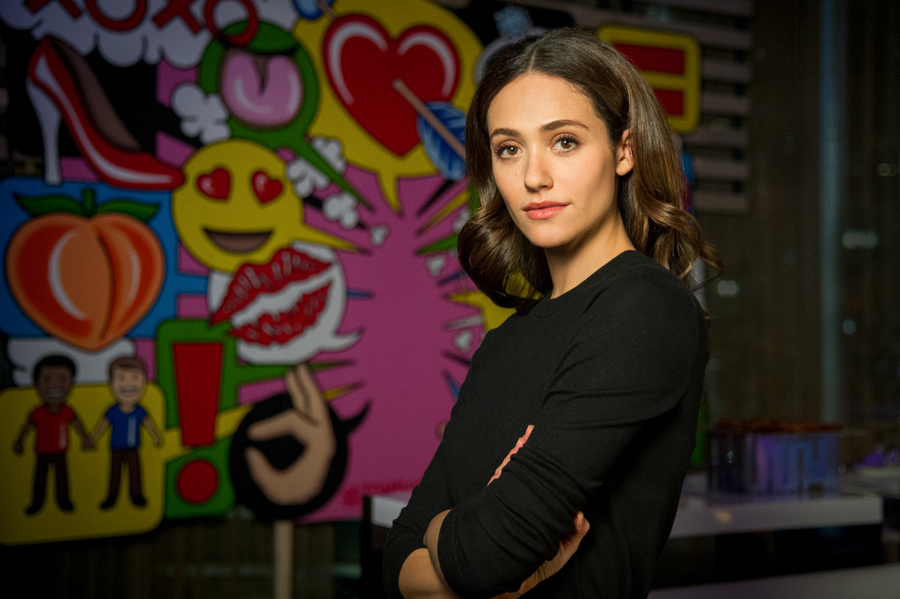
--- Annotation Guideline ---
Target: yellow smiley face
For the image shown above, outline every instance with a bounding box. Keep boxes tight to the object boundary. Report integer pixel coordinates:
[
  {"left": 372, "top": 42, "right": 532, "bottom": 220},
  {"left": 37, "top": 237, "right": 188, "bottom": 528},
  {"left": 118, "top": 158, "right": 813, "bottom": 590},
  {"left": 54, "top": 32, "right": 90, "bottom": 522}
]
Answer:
[{"left": 173, "top": 139, "right": 353, "bottom": 273}]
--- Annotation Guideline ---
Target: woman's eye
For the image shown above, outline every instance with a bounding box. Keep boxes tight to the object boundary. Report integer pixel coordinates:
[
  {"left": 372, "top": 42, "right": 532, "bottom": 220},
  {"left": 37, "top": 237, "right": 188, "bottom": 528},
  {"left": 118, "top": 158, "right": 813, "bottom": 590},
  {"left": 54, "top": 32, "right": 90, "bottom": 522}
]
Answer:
[
  {"left": 497, "top": 145, "right": 520, "bottom": 158},
  {"left": 555, "top": 137, "right": 578, "bottom": 151}
]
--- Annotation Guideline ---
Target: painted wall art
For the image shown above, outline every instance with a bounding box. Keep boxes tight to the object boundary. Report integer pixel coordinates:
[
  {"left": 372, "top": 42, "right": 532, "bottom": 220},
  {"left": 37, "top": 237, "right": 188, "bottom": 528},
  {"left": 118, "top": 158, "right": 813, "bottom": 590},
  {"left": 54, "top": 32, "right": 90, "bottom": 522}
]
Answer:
[{"left": 0, "top": 0, "right": 698, "bottom": 544}]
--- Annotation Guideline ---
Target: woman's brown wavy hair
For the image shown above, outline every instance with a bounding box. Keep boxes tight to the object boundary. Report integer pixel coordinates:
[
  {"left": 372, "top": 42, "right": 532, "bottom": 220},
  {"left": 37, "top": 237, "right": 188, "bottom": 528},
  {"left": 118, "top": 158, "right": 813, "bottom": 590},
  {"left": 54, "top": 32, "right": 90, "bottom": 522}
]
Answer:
[{"left": 458, "top": 27, "right": 722, "bottom": 311}]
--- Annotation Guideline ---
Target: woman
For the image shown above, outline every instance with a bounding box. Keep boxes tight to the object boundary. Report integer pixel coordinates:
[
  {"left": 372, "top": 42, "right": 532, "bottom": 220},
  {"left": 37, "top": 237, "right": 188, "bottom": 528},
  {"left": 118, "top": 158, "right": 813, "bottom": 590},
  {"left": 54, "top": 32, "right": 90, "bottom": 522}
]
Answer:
[{"left": 383, "top": 27, "right": 721, "bottom": 599}]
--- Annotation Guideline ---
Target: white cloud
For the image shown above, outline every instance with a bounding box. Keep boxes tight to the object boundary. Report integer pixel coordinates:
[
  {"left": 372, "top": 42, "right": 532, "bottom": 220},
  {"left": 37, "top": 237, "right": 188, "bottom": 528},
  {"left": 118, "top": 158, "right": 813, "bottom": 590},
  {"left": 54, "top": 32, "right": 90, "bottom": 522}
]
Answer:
[
  {"left": 323, "top": 191, "right": 359, "bottom": 229},
  {"left": 311, "top": 137, "right": 345, "bottom": 173},
  {"left": 371, "top": 225, "right": 389, "bottom": 247},
  {"left": 8, "top": 337, "right": 137, "bottom": 387},
  {"left": 0, "top": 0, "right": 299, "bottom": 69},
  {"left": 453, "top": 208, "right": 470, "bottom": 233},
  {"left": 172, "top": 83, "right": 231, "bottom": 144},
  {"left": 454, "top": 330, "right": 473, "bottom": 353},
  {"left": 427, "top": 255, "right": 446, "bottom": 277},
  {"left": 285, "top": 137, "right": 346, "bottom": 197}
]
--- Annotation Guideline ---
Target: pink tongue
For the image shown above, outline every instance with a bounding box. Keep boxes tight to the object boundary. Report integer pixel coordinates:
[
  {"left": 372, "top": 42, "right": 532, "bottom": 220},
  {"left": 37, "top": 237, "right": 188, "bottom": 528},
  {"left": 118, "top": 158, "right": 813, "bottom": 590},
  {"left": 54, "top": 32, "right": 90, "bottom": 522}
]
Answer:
[{"left": 221, "top": 52, "right": 303, "bottom": 127}]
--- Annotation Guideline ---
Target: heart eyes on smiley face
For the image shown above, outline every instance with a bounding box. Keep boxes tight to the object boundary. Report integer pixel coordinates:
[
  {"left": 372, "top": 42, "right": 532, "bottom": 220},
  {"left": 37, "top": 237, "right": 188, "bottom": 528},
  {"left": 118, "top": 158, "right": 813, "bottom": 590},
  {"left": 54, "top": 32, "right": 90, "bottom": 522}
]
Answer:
[
  {"left": 251, "top": 171, "right": 283, "bottom": 203},
  {"left": 196, "top": 168, "right": 283, "bottom": 204},
  {"left": 197, "top": 168, "right": 230, "bottom": 200}
]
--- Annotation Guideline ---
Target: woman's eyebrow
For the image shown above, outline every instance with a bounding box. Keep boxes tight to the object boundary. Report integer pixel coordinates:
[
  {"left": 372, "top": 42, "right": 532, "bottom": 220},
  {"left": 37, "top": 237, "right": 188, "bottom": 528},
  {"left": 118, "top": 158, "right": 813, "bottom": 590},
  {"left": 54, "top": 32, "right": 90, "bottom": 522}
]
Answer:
[
  {"left": 540, "top": 119, "right": 589, "bottom": 132},
  {"left": 490, "top": 127, "right": 519, "bottom": 139},
  {"left": 490, "top": 120, "right": 590, "bottom": 139}
]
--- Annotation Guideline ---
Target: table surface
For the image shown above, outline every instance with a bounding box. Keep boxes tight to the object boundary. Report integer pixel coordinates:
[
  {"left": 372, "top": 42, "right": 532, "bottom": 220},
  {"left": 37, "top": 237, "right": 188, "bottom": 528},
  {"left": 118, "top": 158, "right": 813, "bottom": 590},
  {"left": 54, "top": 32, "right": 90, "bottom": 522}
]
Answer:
[
  {"left": 647, "top": 563, "right": 900, "bottom": 599},
  {"left": 369, "top": 473, "right": 884, "bottom": 537},
  {"left": 669, "top": 473, "right": 883, "bottom": 537}
]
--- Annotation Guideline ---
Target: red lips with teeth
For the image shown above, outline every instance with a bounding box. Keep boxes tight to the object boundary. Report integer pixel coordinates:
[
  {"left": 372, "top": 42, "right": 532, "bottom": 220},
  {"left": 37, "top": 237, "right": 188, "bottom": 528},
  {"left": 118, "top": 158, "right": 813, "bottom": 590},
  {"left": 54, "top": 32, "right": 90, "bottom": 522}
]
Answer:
[
  {"left": 230, "top": 283, "right": 331, "bottom": 345},
  {"left": 211, "top": 247, "right": 332, "bottom": 345}
]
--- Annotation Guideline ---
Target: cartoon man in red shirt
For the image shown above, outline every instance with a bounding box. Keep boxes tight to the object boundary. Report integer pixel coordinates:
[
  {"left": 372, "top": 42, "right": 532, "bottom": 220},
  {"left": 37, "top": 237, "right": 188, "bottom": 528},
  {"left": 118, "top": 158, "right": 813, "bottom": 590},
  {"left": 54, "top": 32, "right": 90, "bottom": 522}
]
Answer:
[{"left": 13, "top": 355, "right": 91, "bottom": 515}]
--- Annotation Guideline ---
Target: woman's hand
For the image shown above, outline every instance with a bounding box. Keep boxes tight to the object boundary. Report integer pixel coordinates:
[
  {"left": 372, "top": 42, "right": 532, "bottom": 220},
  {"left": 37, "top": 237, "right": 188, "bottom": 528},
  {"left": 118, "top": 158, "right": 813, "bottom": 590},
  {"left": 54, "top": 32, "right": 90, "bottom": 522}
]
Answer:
[
  {"left": 512, "top": 512, "right": 590, "bottom": 597},
  {"left": 412, "top": 427, "right": 591, "bottom": 599}
]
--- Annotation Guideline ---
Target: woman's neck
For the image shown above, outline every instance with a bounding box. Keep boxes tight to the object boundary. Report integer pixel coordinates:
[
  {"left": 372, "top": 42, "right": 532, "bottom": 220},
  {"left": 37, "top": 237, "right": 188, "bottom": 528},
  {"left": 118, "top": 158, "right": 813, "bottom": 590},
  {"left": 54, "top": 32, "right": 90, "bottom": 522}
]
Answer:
[{"left": 545, "top": 217, "right": 635, "bottom": 298}]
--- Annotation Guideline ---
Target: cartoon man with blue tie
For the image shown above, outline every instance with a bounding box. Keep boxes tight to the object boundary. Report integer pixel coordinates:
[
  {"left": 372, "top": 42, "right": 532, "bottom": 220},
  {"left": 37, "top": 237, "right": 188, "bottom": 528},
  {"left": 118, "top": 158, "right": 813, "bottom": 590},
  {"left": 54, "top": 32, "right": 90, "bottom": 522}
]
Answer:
[{"left": 91, "top": 357, "right": 162, "bottom": 509}]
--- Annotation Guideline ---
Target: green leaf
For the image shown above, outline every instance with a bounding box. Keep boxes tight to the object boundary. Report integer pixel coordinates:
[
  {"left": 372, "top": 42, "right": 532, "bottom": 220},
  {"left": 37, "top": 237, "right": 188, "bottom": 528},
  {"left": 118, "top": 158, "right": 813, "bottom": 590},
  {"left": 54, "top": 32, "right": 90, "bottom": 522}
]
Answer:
[
  {"left": 416, "top": 232, "right": 458, "bottom": 255},
  {"left": 468, "top": 183, "right": 481, "bottom": 214},
  {"left": 81, "top": 188, "right": 96, "bottom": 215},
  {"left": 14, "top": 190, "right": 159, "bottom": 222},
  {"left": 14, "top": 194, "right": 84, "bottom": 216},
  {"left": 97, "top": 200, "right": 159, "bottom": 222}
]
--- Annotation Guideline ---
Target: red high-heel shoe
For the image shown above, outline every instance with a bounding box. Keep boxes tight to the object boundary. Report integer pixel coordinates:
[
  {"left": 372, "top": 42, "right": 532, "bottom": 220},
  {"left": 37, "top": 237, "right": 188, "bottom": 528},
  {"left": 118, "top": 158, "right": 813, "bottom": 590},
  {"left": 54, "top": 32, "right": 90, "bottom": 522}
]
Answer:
[{"left": 26, "top": 36, "right": 185, "bottom": 190}]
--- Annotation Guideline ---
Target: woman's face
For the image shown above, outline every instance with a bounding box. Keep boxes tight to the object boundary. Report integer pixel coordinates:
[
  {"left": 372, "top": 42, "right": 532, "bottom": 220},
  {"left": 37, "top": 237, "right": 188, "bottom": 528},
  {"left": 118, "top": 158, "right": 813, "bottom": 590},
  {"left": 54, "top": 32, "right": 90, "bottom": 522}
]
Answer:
[{"left": 487, "top": 73, "right": 632, "bottom": 256}]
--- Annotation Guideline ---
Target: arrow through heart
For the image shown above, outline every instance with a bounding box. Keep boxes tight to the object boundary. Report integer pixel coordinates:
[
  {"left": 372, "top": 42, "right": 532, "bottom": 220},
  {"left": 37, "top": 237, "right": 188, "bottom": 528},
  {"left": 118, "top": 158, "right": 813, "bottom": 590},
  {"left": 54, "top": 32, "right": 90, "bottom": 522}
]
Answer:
[{"left": 323, "top": 14, "right": 460, "bottom": 157}]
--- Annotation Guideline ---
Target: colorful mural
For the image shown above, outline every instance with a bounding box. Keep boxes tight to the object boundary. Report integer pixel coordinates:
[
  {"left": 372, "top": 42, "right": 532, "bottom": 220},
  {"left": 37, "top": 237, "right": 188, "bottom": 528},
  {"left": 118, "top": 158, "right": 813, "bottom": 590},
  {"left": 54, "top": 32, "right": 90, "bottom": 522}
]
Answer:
[{"left": 0, "top": 0, "right": 698, "bottom": 544}]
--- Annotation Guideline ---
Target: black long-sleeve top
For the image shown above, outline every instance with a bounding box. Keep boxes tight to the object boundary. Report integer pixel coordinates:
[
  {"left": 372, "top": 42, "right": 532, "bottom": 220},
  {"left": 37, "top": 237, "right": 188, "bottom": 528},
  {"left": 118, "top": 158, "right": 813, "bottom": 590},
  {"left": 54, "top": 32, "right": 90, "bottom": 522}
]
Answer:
[{"left": 383, "top": 250, "right": 707, "bottom": 598}]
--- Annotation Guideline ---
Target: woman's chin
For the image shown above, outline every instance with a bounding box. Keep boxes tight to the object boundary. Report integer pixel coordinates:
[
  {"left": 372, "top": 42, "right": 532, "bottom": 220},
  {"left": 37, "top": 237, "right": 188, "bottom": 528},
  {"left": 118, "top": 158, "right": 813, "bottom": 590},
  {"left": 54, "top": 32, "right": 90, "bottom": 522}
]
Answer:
[{"left": 520, "top": 228, "right": 572, "bottom": 250}]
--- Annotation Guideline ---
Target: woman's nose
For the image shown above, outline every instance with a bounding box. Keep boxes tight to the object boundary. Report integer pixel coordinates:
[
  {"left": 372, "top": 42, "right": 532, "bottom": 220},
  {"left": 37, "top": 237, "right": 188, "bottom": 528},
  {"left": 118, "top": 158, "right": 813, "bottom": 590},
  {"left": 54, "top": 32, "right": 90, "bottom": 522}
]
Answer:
[{"left": 523, "top": 152, "right": 552, "bottom": 192}]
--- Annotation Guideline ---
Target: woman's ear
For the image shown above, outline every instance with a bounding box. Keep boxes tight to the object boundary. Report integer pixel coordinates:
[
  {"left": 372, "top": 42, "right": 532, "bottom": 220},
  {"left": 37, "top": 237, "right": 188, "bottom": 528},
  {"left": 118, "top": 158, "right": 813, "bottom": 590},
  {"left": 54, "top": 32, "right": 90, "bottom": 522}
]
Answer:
[{"left": 615, "top": 129, "right": 634, "bottom": 176}]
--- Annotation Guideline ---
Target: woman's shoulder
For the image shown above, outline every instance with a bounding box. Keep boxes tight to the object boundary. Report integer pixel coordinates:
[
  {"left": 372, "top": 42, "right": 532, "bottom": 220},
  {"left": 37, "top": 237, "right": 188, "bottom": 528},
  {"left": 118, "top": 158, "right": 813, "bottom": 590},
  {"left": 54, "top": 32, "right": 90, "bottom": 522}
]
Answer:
[
  {"left": 587, "top": 251, "right": 698, "bottom": 305},
  {"left": 485, "top": 252, "right": 702, "bottom": 337},
  {"left": 579, "top": 252, "right": 704, "bottom": 334}
]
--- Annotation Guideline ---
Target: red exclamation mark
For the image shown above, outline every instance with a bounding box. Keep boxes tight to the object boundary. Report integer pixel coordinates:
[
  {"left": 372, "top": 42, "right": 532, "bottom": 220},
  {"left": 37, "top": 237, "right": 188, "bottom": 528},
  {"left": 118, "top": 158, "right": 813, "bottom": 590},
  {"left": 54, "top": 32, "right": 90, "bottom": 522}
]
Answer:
[{"left": 172, "top": 342, "right": 222, "bottom": 504}]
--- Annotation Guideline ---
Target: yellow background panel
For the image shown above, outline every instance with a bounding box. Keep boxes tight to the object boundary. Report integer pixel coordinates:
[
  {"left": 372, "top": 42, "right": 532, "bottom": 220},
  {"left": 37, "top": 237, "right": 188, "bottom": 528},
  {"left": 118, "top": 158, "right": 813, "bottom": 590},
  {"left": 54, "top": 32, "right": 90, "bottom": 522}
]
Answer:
[
  {"left": 0, "top": 384, "right": 166, "bottom": 545},
  {"left": 294, "top": 0, "right": 482, "bottom": 211},
  {"left": 597, "top": 24, "right": 701, "bottom": 133}
]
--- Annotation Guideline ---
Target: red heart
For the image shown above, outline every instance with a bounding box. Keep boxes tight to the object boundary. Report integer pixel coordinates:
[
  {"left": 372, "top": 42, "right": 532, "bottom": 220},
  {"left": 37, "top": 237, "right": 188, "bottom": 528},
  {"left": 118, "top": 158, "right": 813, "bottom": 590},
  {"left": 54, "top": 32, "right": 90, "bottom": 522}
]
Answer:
[
  {"left": 324, "top": 15, "right": 460, "bottom": 157},
  {"left": 197, "top": 168, "right": 230, "bottom": 200},
  {"left": 252, "top": 170, "right": 283, "bottom": 203}
]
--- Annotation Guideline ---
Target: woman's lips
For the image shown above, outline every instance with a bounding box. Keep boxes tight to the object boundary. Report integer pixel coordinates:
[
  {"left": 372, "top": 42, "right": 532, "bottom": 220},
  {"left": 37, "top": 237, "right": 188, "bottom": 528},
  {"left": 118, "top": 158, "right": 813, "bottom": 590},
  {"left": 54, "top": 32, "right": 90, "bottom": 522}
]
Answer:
[{"left": 524, "top": 201, "right": 567, "bottom": 220}]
